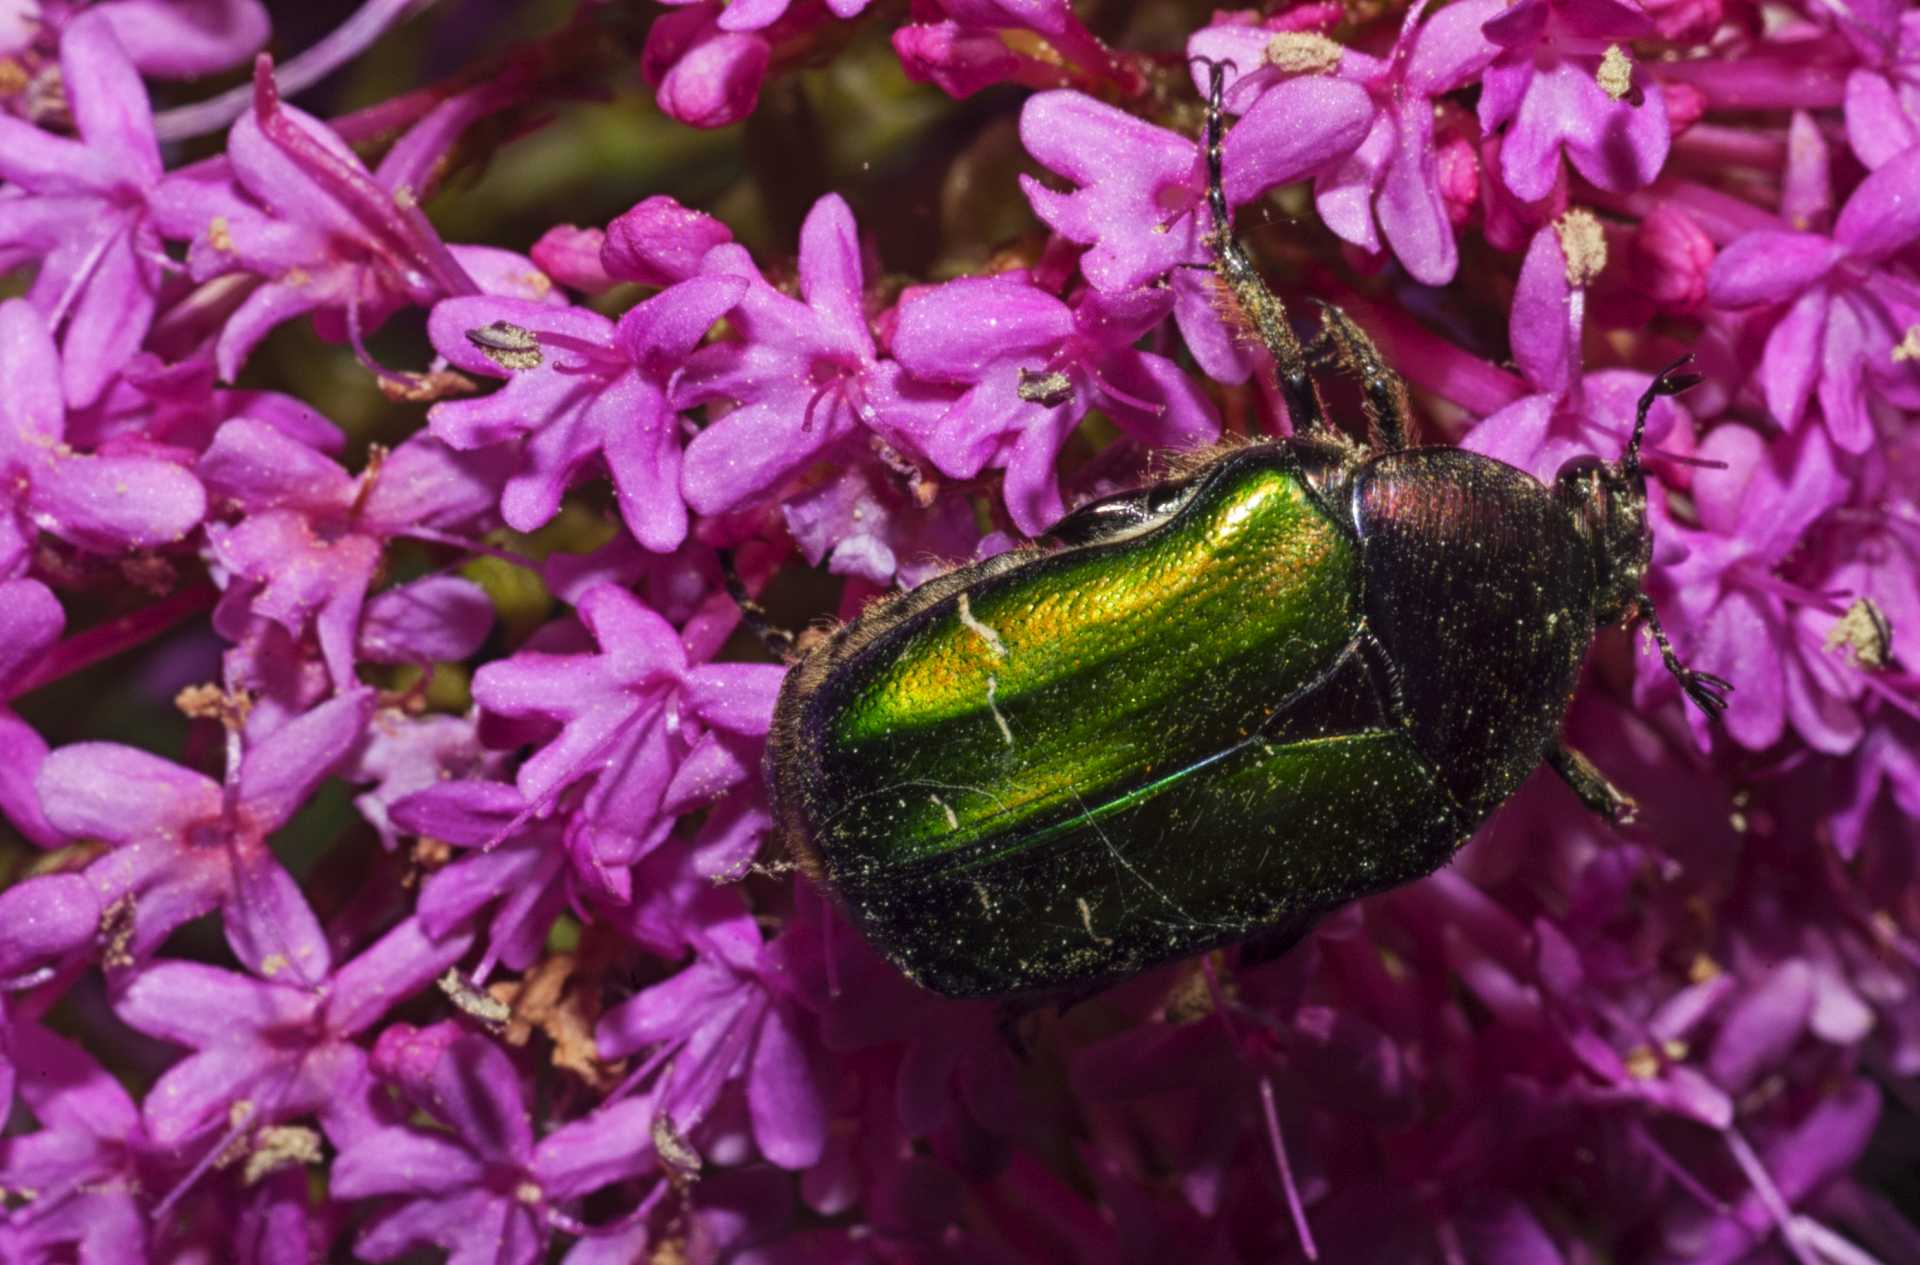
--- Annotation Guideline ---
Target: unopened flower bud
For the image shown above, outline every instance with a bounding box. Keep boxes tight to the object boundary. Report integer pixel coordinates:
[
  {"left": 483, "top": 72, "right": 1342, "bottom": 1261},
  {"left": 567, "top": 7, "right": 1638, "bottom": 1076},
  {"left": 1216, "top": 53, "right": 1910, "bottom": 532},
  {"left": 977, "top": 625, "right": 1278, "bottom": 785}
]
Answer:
[{"left": 1635, "top": 203, "right": 1715, "bottom": 315}]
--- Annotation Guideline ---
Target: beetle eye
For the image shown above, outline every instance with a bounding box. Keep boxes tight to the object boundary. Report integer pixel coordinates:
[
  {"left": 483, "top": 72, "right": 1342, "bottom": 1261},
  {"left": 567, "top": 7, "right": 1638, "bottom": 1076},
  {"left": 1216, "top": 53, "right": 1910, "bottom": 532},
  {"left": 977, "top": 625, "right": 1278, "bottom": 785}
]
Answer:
[{"left": 1552, "top": 454, "right": 1606, "bottom": 488}]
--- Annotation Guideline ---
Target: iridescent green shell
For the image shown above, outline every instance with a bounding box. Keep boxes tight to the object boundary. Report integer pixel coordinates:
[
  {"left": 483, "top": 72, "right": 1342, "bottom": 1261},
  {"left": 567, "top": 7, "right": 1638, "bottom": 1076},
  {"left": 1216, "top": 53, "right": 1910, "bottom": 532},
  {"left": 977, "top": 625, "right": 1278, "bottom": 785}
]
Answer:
[{"left": 770, "top": 445, "right": 1468, "bottom": 997}]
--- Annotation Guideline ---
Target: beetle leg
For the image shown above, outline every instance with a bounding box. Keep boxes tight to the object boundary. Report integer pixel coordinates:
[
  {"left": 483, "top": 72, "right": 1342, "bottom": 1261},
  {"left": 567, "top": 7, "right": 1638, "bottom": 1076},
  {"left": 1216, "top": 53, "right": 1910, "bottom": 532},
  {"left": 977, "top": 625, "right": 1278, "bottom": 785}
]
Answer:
[
  {"left": 1199, "top": 61, "right": 1326, "bottom": 436},
  {"left": 1547, "top": 743, "right": 1638, "bottom": 825},
  {"left": 1636, "top": 593, "right": 1733, "bottom": 720},
  {"left": 718, "top": 549, "right": 798, "bottom": 661},
  {"left": 1309, "top": 301, "right": 1414, "bottom": 452}
]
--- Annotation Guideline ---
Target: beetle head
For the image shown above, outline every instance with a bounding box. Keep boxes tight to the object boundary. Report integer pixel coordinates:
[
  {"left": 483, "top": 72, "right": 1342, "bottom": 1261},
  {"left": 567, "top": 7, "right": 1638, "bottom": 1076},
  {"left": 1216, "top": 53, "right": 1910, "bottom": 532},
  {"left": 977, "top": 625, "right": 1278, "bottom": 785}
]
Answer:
[
  {"left": 1557, "top": 359, "right": 1702, "bottom": 626},
  {"left": 1554, "top": 455, "right": 1649, "bottom": 626}
]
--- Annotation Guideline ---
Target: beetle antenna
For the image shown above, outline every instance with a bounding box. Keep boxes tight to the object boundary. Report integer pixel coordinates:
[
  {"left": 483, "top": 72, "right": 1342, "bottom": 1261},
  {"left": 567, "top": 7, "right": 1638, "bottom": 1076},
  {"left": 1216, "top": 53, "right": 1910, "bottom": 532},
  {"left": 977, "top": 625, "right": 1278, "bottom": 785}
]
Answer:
[
  {"left": 1198, "top": 60, "right": 1325, "bottom": 435},
  {"left": 1639, "top": 592, "right": 1732, "bottom": 721},
  {"left": 1624, "top": 356, "right": 1703, "bottom": 478}
]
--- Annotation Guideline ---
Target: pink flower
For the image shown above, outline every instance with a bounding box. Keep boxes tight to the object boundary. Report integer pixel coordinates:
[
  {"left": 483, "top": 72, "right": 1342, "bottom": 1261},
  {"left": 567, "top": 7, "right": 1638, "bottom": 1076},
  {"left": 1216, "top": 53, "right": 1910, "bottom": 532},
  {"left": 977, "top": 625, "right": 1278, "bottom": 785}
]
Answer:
[
  {"left": 113, "top": 916, "right": 472, "bottom": 1146},
  {"left": 677, "top": 194, "right": 955, "bottom": 516},
  {"left": 891, "top": 277, "right": 1218, "bottom": 533},
  {"left": 0, "top": 300, "right": 206, "bottom": 579},
  {"left": 427, "top": 274, "right": 746, "bottom": 552},
  {"left": 1190, "top": 2, "right": 1503, "bottom": 286},
  {"left": 1708, "top": 145, "right": 1920, "bottom": 454},
  {"left": 0, "top": 14, "right": 171, "bottom": 407},
  {"left": 1479, "top": 0, "right": 1671, "bottom": 202},
  {"left": 29, "top": 687, "right": 375, "bottom": 977},
  {"left": 333, "top": 1021, "right": 659, "bottom": 1262}
]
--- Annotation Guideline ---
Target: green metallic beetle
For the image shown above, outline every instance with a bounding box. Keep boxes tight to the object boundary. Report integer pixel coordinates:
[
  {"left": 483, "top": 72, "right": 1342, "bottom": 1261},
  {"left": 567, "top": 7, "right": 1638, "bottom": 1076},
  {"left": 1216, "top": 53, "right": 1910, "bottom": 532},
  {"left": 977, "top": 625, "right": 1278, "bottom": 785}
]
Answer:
[{"left": 758, "top": 64, "right": 1729, "bottom": 999}]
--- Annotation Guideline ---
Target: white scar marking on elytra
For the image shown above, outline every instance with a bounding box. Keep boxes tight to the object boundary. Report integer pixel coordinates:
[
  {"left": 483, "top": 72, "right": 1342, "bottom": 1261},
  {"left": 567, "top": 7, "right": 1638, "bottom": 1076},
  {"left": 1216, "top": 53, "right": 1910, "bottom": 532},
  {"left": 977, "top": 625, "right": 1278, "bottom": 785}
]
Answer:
[
  {"left": 1077, "top": 897, "right": 1112, "bottom": 945},
  {"left": 985, "top": 675, "right": 1013, "bottom": 747},
  {"left": 930, "top": 792, "right": 959, "bottom": 830},
  {"left": 956, "top": 592, "right": 1007, "bottom": 659}
]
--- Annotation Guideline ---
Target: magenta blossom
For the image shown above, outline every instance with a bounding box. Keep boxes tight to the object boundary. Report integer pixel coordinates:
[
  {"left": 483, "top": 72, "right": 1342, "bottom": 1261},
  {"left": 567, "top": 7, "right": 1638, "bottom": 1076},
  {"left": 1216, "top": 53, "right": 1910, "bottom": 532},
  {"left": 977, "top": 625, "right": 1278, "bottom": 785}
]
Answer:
[
  {"left": 427, "top": 273, "right": 746, "bottom": 552},
  {"left": 200, "top": 420, "right": 503, "bottom": 689},
  {"left": 1478, "top": 0, "right": 1672, "bottom": 202},
  {"left": 1017, "top": 76, "right": 1373, "bottom": 382},
  {"left": 27, "top": 686, "right": 374, "bottom": 978},
  {"left": 334, "top": 1021, "right": 660, "bottom": 1263},
  {"left": 0, "top": 13, "right": 170, "bottom": 407},
  {"left": 0, "top": 299, "right": 205, "bottom": 580},
  {"left": 153, "top": 64, "right": 521, "bottom": 380},
  {"left": 596, "top": 896, "right": 832, "bottom": 1171},
  {"left": 677, "top": 193, "right": 955, "bottom": 517},
  {"left": 891, "top": 277, "right": 1219, "bottom": 532},
  {"left": 1189, "top": 0, "right": 1502, "bottom": 286},
  {"left": 469, "top": 584, "right": 784, "bottom": 900},
  {"left": 1707, "top": 143, "right": 1920, "bottom": 454},
  {"left": 113, "top": 915, "right": 472, "bottom": 1147}
]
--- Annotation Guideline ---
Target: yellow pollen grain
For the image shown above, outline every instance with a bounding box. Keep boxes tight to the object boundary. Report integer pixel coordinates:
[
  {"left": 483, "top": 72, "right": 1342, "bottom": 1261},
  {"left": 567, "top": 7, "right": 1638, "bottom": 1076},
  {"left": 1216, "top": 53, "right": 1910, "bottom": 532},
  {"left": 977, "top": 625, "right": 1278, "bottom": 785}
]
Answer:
[
  {"left": 1623, "top": 1046, "right": 1660, "bottom": 1079},
  {"left": 1824, "top": 596, "right": 1894, "bottom": 670},
  {"left": 1687, "top": 952, "right": 1721, "bottom": 983},
  {"left": 1555, "top": 208, "right": 1608, "bottom": 286},
  {"left": 208, "top": 216, "right": 234, "bottom": 253},
  {"left": 1893, "top": 325, "right": 1920, "bottom": 363},
  {"left": 1596, "top": 45, "right": 1633, "bottom": 100},
  {"left": 1265, "top": 33, "right": 1345, "bottom": 75}
]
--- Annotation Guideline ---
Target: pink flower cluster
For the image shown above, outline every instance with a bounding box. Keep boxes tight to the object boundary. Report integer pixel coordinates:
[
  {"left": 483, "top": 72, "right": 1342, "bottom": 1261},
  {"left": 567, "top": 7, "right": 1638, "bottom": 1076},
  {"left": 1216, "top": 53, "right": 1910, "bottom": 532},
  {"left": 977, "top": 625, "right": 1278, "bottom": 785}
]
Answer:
[{"left": 0, "top": 0, "right": 1916, "bottom": 1261}]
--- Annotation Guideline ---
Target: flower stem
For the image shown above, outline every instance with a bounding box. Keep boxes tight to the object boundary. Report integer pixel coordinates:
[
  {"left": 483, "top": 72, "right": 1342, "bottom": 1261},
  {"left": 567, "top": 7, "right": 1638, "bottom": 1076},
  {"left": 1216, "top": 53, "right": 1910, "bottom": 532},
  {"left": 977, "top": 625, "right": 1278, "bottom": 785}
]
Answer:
[{"left": 152, "top": 0, "right": 441, "bottom": 142}]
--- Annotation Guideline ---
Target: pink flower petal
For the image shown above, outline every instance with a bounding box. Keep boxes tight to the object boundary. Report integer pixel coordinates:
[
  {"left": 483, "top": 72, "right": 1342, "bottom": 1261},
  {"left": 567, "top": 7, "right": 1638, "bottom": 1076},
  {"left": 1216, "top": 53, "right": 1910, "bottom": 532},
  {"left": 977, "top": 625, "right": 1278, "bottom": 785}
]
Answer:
[
  {"left": 96, "top": 0, "right": 270, "bottom": 78},
  {"left": 224, "top": 851, "right": 331, "bottom": 985},
  {"left": 1223, "top": 75, "right": 1375, "bottom": 206},
  {"left": 332, "top": 1127, "right": 488, "bottom": 1198},
  {"left": 1707, "top": 230, "right": 1840, "bottom": 307},
  {"left": 61, "top": 12, "right": 162, "bottom": 183},
  {"left": 748, "top": 1003, "right": 829, "bottom": 1169},
  {"left": 37, "top": 741, "right": 222, "bottom": 844},
  {"left": 1377, "top": 95, "right": 1457, "bottom": 287},
  {"left": 1759, "top": 286, "right": 1830, "bottom": 431},
  {"left": 236, "top": 687, "right": 376, "bottom": 831},
  {"left": 1834, "top": 141, "right": 1920, "bottom": 260},
  {"left": 1844, "top": 69, "right": 1918, "bottom": 170},
  {"left": 0, "top": 300, "right": 66, "bottom": 448}
]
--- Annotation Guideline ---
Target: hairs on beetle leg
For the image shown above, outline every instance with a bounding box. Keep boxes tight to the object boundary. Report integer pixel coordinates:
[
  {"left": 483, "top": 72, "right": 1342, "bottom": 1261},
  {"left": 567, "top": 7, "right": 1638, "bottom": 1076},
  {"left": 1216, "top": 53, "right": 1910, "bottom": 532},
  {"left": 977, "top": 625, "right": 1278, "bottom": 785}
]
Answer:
[{"left": 1196, "top": 58, "right": 1326, "bottom": 436}]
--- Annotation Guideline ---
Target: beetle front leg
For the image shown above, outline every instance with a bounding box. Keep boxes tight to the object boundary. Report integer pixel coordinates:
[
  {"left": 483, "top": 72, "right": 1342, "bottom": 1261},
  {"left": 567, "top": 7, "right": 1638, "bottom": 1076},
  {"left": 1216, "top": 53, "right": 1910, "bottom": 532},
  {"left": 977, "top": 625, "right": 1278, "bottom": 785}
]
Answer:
[
  {"left": 1198, "top": 60, "right": 1326, "bottom": 436},
  {"left": 1309, "top": 302, "right": 1414, "bottom": 452},
  {"left": 1637, "top": 593, "right": 1732, "bottom": 720},
  {"left": 1547, "top": 743, "right": 1638, "bottom": 824}
]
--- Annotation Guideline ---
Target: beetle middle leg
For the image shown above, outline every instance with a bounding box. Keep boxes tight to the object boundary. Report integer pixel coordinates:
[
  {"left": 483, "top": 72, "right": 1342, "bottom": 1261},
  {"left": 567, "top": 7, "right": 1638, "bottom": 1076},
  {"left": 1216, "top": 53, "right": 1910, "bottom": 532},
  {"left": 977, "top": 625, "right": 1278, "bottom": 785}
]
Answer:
[
  {"left": 718, "top": 549, "right": 798, "bottom": 660},
  {"left": 1198, "top": 60, "right": 1326, "bottom": 437},
  {"left": 1308, "top": 301, "right": 1414, "bottom": 452},
  {"left": 1547, "top": 742, "right": 1638, "bottom": 824}
]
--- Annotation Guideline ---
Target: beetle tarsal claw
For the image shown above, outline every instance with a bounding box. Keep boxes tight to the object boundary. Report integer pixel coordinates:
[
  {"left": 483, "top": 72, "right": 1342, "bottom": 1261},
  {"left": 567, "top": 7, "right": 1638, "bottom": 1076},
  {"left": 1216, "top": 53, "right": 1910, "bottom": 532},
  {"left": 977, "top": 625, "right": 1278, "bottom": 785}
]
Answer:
[
  {"left": 1637, "top": 593, "right": 1731, "bottom": 721},
  {"left": 1678, "top": 668, "right": 1733, "bottom": 719}
]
